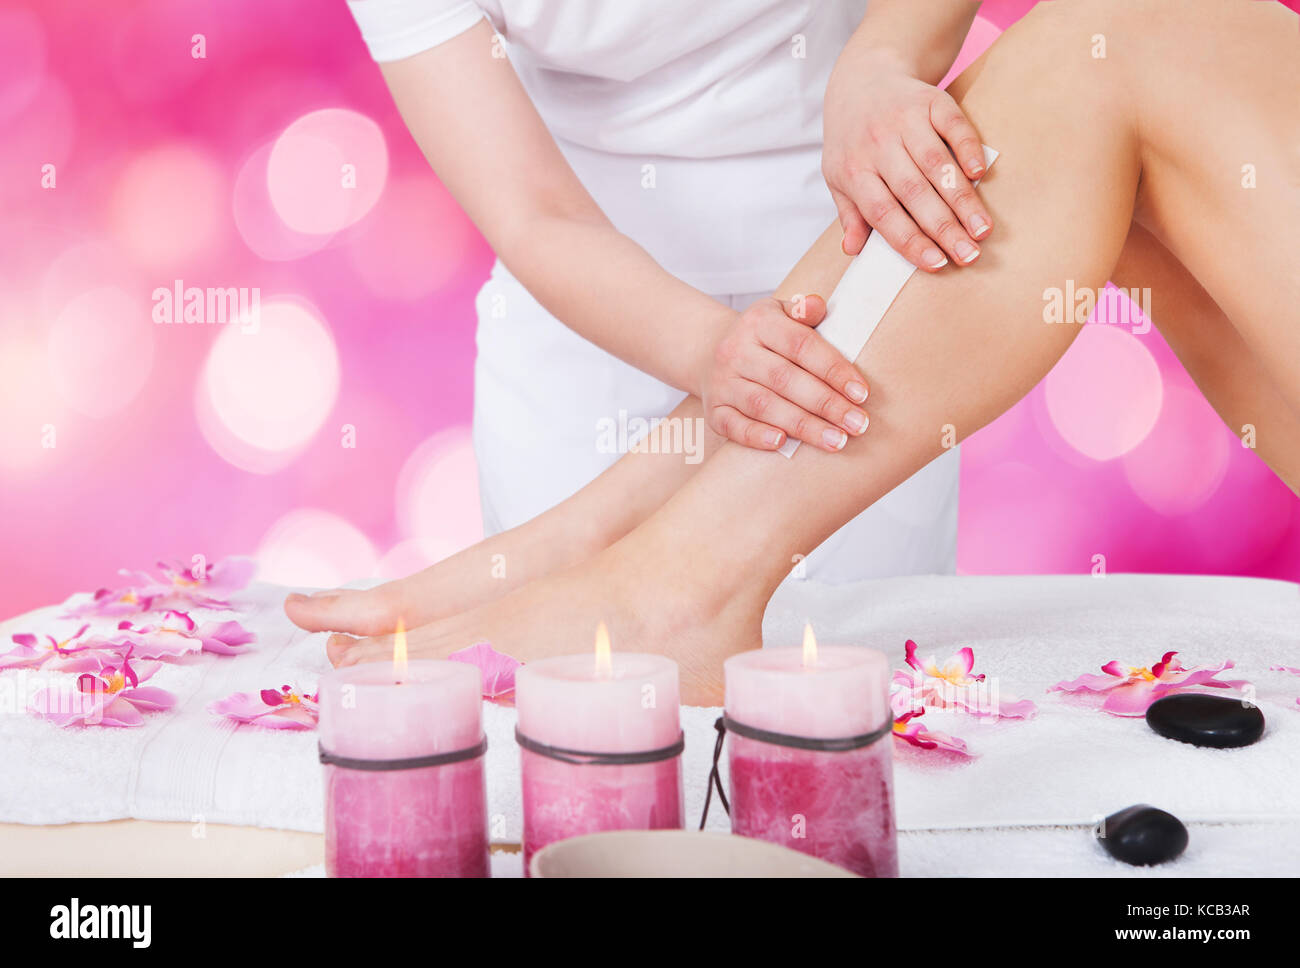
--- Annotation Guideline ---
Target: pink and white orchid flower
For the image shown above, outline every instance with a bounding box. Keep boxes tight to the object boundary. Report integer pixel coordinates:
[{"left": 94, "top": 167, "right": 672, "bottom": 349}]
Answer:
[
  {"left": 61, "top": 587, "right": 159, "bottom": 620},
  {"left": 892, "top": 709, "right": 973, "bottom": 755},
  {"left": 116, "top": 611, "right": 255, "bottom": 658},
  {"left": 1049, "top": 650, "right": 1248, "bottom": 717},
  {"left": 61, "top": 556, "right": 255, "bottom": 618},
  {"left": 0, "top": 625, "right": 120, "bottom": 674},
  {"left": 130, "top": 556, "right": 256, "bottom": 608},
  {"left": 29, "top": 648, "right": 176, "bottom": 727},
  {"left": 893, "top": 639, "right": 1037, "bottom": 720},
  {"left": 209, "top": 685, "right": 319, "bottom": 730}
]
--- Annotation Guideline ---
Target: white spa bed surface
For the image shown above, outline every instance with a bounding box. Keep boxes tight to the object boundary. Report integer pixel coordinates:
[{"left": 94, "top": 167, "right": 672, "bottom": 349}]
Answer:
[{"left": 2, "top": 573, "right": 1298, "bottom": 877}]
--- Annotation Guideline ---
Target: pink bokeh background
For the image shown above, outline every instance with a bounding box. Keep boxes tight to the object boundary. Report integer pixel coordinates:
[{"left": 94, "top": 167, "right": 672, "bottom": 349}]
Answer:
[{"left": 1, "top": 0, "right": 1296, "bottom": 619}]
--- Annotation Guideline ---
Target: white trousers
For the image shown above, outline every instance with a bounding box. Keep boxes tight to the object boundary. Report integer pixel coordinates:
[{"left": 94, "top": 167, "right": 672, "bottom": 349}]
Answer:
[{"left": 471, "top": 261, "right": 959, "bottom": 583}]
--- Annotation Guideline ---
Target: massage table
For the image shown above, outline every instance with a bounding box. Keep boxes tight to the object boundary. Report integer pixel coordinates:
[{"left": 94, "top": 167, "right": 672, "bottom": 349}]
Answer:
[{"left": 3, "top": 572, "right": 1297, "bottom": 877}]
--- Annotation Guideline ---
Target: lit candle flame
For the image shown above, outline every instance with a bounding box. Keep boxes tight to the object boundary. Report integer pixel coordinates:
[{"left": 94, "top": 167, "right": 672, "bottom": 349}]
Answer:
[
  {"left": 802, "top": 622, "right": 818, "bottom": 669},
  {"left": 393, "top": 618, "right": 408, "bottom": 682},
  {"left": 594, "top": 621, "right": 613, "bottom": 679}
]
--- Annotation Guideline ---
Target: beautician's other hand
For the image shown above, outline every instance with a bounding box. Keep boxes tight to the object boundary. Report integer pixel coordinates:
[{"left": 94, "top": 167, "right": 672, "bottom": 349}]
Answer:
[
  {"left": 823, "top": 46, "right": 992, "bottom": 269},
  {"left": 698, "top": 295, "right": 869, "bottom": 453}
]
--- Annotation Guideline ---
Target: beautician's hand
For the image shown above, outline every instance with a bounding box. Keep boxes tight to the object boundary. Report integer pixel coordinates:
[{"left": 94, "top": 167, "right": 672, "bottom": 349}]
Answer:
[
  {"left": 823, "top": 46, "right": 992, "bottom": 269},
  {"left": 697, "top": 295, "right": 870, "bottom": 453}
]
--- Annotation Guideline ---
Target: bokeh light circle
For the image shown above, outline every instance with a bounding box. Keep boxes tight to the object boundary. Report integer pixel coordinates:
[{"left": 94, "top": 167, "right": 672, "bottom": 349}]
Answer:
[
  {"left": 1044, "top": 324, "right": 1162, "bottom": 460},
  {"left": 256, "top": 508, "right": 378, "bottom": 588},
  {"left": 395, "top": 427, "right": 484, "bottom": 561},
  {"left": 199, "top": 298, "right": 339, "bottom": 461},
  {"left": 48, "top": 287, "right": 154, "bottom": 418},
  {"left": 1122, "top": 383, "right": 1230, "bottom": 516},
  {"left": 267, "top": 108, "right": 387, "bottom": 235},
  {"left": 233, "top": 142, "right": 332, "bottom": 261},
  {"left": 110, "top": 143, "right": 226, "bottom": 269}
]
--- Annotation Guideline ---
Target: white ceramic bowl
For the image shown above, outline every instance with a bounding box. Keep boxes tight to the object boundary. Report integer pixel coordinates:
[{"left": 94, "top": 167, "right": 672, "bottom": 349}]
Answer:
[{"left": 529, "top": 830, "right": 858, "bottom": 878}]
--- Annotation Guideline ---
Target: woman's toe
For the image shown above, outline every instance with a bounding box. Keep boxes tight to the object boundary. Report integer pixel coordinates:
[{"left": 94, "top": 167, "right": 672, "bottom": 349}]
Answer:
[
  {"left": 285, "top": 588, "right": 396, "bottom": 636},
  {"left": 326, "top": 633, "right": 359, "bottom": 667}
]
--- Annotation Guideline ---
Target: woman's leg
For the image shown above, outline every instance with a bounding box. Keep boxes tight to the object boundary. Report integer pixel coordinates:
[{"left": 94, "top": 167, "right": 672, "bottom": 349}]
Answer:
[{"left": 316, "top": 0, "right": 1300, "bottom": 701}]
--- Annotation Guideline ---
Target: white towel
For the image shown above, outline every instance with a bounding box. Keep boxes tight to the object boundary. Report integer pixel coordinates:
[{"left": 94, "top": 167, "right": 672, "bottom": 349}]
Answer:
[{"left": 2, "top": 574, "right": 1298, "bottom": 841}]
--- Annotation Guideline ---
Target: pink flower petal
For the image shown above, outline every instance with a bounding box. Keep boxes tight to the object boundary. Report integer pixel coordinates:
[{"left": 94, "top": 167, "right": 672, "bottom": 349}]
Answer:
[
  {"left": 954, "top": 647, "right": 976, "bottom": 677},
  {"left": 195, "top": 620, "right": 256, "bottom": 655},
  {"left": 1098, "top": 681, "right": 1159, "bottom": 717},
  {"left": 448, "top": 641, "right": 522, "bottom": 699},
  {"left": 121, "top": 686, "right": 176, "bottom": 712},
  {"left": 98, "top": 697, "right": 146, "bottom": 727},
  {"left": 903, "top": 639, "right": 923, "bottom": 672},
  {"left": 208, "top": 691, "right": 317, "bottom": 730},
  {"left": 262, "top": 705, "right": 318, "bottom": 729},
  {"left": 1048, "top": 672, "right": 1128, "bottom": 694},
  {"left": 1151, "top": 651, "right": 1180, "bottom": 679},
  {"left": 893, "top": 717, "right": 973, "bottom": 756},
  {"left": 1151, "top": 662, "right": 1246, "bottom": 695}
]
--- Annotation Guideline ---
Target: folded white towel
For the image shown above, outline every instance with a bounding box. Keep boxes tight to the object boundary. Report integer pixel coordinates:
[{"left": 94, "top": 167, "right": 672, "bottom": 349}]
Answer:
[{"left": 2, "top": 574, "right": 1297, "bottom": 842}]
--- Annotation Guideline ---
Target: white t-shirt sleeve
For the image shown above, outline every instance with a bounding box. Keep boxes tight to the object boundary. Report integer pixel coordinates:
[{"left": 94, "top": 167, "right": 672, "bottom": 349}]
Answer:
[{"left": 345, "top": 0, "right": 486, "bottom": 62}]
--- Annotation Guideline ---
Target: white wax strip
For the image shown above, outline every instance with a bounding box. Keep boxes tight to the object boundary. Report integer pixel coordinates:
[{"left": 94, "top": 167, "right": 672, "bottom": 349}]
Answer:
[{"left": 777, "top": 144, "right": 1000, "bottom": 458}]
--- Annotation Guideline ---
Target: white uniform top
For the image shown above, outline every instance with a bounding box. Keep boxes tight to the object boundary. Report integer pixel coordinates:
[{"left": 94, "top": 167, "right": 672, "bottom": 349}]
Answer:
[
  {"left": 346, "top": 0, "right": 961, "bottom": 581},
  {"left": 347, "top": 0, "right": 865, "bottom": 293}
]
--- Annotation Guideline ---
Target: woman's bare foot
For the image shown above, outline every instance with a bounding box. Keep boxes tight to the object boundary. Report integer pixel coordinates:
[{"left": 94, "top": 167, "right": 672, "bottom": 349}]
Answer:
[{"left": 325, "top": 528, "right": 770, "bottom": 706}]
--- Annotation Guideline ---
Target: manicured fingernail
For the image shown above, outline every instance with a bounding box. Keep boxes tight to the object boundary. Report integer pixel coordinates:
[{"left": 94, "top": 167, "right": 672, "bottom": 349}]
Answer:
[
  {"left": 924, "top": 248, "right": 948, "bottom": 269},
  {"left": 970, "top": 215, "right": 990, "bottom": 239},
  {"left": 823, "top": 428, "right": 848, "bottom": 450},
  {"left": 285, "top": 593, "right": 306, "bottom": 605},
  {"left": 955, "top": 241, "right": 980, "bottom": 264},
  {"left": 846, "top": 381, "right": 868, "bottom": 403},
  {"left": 844, "top": 410, "right": 869, "bottom": 435},
  {"left": 766, "top": 429, "right": 785, "bottom": 448},
  {"left": 968, "top": 159, "right": 985, "bottom": 176},
  {"left": 310, "top": 590, "right": 339, "bottom": 600}
]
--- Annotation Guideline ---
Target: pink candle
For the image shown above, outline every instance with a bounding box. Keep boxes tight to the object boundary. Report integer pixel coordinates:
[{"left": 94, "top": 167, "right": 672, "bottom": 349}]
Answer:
[
  {"left": 318, "top": 657, "right": 489, "bottom": 877},
  {"left": 515, "top": 631, "right": 683, "bottom": 870},
  {"left": 723, "top": 631, "right": 897, "bottom": 877}
]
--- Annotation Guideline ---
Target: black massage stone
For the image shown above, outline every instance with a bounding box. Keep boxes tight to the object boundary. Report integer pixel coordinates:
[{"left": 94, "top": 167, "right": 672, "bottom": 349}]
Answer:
[
  {"left": 1098, "top": 804, "right": 1189, "bottom": 866},
  {"left": 1145, "top": 694, "right": 1265, "bottom": 749}
]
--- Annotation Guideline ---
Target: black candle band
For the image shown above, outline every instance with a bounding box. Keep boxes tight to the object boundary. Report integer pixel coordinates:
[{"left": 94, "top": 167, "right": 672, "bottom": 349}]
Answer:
[
  {"left": 318, "top": 735, "right": 488, "bottom": 772},
  {"left": 515, "top": 726, "right": 684, "bottom": 766},
  {"left": 721, "top": 714, "right": 893, "bottom": 753},
  {"left": 699, "top": 715, "right": 892, "bottom": 830}
]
